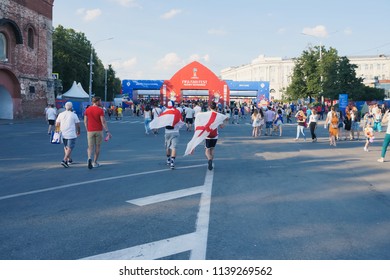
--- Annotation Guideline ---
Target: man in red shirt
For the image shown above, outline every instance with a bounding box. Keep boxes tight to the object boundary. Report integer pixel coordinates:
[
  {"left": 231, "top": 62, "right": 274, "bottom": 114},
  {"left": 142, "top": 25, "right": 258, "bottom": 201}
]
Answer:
[{"left": 84, "top": 97, "right": 111, "bottom": 169}]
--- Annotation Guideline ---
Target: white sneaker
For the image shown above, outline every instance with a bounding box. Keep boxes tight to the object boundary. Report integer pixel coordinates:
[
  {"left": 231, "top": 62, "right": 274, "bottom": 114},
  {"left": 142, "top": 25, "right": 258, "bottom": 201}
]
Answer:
[{"left": 364, "top": 147, "right": 368, "bottom": 152}]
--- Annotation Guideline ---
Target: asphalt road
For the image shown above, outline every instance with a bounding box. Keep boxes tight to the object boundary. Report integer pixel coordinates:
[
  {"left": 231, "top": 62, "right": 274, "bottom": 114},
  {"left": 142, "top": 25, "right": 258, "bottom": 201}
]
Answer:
[{"left": 0, "top": 115, "right": 389, "bottom": 260}]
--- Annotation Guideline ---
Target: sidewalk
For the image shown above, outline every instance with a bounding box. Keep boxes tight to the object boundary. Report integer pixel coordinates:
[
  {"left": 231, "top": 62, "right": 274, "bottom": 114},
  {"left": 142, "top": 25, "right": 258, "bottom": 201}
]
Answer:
[{"left": 0, "top": 117, "right": 43, "bottom": 125}]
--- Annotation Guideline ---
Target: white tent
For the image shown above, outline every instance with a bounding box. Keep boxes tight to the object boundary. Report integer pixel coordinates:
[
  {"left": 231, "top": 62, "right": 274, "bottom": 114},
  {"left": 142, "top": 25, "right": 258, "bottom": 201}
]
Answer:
[
  {"left": 62, "top": 81, "right": 90, "bottom": 99},
  {"left": 77, "top": 82, "right": 89, "bottom": 96}
]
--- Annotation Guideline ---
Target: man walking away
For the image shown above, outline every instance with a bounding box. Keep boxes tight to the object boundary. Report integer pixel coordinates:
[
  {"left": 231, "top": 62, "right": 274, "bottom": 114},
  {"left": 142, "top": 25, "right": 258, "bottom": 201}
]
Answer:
[
  {"left": 149, "top": 100, "right": 184, "bottom": 170},
  {"left": 55, "top": 102, "right": 80, "bottom": 167},
  {"left": 46, "top": 104, "right": 57, "bottom": 134},
  {"left": 84, "top": 97, "right": 111, "bottom": 169}
]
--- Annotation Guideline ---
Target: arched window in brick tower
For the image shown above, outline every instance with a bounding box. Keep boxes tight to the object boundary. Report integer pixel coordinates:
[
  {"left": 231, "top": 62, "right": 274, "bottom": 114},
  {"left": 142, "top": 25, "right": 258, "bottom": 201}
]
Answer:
[
  {"left": 0, "top": 33, "right": 7, "bottom": 60},
  {"left": 27, "top": 27, "right": 34, "bottom": 49}
]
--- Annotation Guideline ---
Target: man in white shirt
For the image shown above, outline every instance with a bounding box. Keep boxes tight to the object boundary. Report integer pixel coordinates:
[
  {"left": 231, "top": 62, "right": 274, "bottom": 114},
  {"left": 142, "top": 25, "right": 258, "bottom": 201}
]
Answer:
[
  {"left": 45, "top": 104, "right": 57, "bottom": 134},
  {"left": 184, "top": 104, "right": 195, "bottom": 131},
  {"left": 55, "top": 102, "right": 81, "bottom": 168}
]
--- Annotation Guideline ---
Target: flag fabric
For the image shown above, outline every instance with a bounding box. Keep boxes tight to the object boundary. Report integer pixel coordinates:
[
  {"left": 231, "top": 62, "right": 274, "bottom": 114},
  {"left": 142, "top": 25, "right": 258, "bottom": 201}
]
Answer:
[
  {"left": 149, "top": 108, "right": 184, "bottom": 130},
  {"left": 184, "top": 111, "right": 228, "bottom": 156}
]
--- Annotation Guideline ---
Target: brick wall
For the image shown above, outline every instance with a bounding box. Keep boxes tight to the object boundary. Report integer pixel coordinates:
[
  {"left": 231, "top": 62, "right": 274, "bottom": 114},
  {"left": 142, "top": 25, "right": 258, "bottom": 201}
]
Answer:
[{"left": 0, "top": 0, "right": 54, "bottom": 118}]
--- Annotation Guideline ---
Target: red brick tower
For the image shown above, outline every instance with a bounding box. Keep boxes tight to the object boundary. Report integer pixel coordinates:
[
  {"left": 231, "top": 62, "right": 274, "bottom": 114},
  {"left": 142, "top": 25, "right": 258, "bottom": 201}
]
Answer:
[{"left": 0, "top": 0, "right": 55, "bottom": 119}]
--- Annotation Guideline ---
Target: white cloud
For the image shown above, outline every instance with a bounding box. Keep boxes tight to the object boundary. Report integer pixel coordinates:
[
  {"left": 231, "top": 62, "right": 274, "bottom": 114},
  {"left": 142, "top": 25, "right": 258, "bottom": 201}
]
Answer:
[
  {"left": 76, "top": 8, "right": 102, "bottom": 21},
  {"left": 122, "top": 57, "right": 137, "bottom": 68},
  {"left": 155, "top": 52, "right": 210, "bottom": 72},
  {"left": 188, "top": 54, "right": 210, "bottom": 63},
  {"left": 155, "top": 53, "right": 182, "bottom": 70},
  {"left": 110, "top": 0, "right": 141, "bottom": 8},
  {"left": 208, "top": 28, "right": 227, "bottom": 36},
  {"left": 110, "top": 58, "right": 137, "bottom": 79},
  {"left": 161, "top": 9, "right": 182, "bottom": 20},
  {"left": 302, "top": 25, "right": 328, "bottom": 38}
]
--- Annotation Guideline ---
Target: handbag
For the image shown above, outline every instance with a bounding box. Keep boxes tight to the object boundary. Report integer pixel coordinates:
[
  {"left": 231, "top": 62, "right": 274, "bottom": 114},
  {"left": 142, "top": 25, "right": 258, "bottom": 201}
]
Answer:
[{"left": 50, "top": 130, "right": 62, "bottom": 144}]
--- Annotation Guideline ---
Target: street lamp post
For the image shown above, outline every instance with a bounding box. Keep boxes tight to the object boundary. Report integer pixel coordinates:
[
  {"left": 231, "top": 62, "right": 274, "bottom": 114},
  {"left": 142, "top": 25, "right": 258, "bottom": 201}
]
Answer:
[
  {"left": 88, "top": 37, "right": 113, "bottom": 104},
  {"left": 104, "top": 59, "right": 121, "bottom": 102},
  {"left": 88, "top": 50, "right": 93, "bottom": 104},
  {"left": 104, "top": 68, "right": 108, "bottom": 102}
]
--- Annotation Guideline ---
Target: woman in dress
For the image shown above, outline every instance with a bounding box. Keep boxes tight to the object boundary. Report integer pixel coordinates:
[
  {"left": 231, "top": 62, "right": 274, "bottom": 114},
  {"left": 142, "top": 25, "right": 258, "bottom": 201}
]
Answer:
[
  {"left": 328, "top": 111, "right": 339, "bottom": 146},
  {"left": 251, "top": 109, "right": 260, "bottom": 137}
]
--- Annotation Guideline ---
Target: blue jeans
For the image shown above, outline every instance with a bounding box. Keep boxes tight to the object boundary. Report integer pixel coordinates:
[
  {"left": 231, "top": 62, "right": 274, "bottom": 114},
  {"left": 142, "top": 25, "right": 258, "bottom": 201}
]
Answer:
[
  {"left": 296, "top": 125, "right": 306, "bottom": 139},
  {"left": 144, "top": 118, "right": 151, "bottom": 133}
]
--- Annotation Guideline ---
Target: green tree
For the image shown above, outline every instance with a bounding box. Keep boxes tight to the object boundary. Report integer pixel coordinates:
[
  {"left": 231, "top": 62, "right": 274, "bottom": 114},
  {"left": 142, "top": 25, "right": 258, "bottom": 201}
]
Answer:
[
  {"left": 286, "top": 46, "right": 385, "bottom": 102},
  {"left": 53, "top": 25, "right": 121, "bottom": 101},
  {"left": 286, "top": 46, "right": 323, "bottom": 101}
]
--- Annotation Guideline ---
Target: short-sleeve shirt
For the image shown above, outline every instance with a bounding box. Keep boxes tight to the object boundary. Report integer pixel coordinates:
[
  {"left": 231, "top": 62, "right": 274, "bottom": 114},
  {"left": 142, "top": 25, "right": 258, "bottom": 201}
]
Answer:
[
  {"left": 85, "top": 106, "right": 104, "bottom": 132},
  {"left": 56, "top": 111, "right": 80, "bottom": 139},
  {"left": 46, "top": 107, "right": 57, "bottom": 120}
]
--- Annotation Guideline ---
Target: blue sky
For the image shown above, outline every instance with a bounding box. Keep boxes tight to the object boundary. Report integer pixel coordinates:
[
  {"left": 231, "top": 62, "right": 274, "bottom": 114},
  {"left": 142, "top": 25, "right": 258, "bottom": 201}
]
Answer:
[{"left": 53, "top": 0, "right": 390, "bottom": 80}]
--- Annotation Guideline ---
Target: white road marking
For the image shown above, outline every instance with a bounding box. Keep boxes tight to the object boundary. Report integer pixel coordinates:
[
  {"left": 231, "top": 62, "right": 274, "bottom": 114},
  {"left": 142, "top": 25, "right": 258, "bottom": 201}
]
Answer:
[
  {"left": 0, "top": 164, "right": 205, "bottom": 201},
  {"left": 82, "top": 169, "right": 214, "bottom": 260},
  {"left": 127, "top": 185, "right": 205, "bottom": 206},
  {"left": 191, "top": 169, "right": 213, "bottom": 260},
  {"left": 82, "top": 233, "right": 198, "bottom": 260}
]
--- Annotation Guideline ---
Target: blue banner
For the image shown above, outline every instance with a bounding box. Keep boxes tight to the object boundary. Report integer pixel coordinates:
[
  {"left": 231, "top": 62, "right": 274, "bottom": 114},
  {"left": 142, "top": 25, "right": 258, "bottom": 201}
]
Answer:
[
  {"left": 225, "top": 80, "right": 270, "bottom": 106},
  {"left": 339, "top": 93, "right": 348, "bottom": 113},
  {"left": 122, "top": 80, "right": 164, "bottom": 100}
]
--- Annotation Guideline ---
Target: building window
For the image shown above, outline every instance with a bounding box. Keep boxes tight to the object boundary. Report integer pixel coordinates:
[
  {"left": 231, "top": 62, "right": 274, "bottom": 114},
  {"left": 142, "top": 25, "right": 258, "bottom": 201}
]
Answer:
[
  {"left": 27, "top": 28, "right": 34, "bottom": 49},
  {"left": 0, "top": 33, "right": 6, "bottom": 60}
]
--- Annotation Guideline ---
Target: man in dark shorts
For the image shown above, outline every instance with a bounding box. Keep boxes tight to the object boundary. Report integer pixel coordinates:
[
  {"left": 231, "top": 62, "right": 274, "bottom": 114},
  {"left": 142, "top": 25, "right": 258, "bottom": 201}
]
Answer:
[
  {"left": 205, "top": 102, "right": 227, "bottom": 170},
  {"left": 184, "top": 104, "right": 195, "bottom": 131}
]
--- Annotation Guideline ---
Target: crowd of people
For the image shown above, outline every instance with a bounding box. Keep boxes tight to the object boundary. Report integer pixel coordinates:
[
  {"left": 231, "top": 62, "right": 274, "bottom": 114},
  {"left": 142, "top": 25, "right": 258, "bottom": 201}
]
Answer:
[
  {"left": 46, "top": 98, "right": 390, "bottom": 169},
  {"left": 108, "top": 99, "right": 390, "bottom": 164}
]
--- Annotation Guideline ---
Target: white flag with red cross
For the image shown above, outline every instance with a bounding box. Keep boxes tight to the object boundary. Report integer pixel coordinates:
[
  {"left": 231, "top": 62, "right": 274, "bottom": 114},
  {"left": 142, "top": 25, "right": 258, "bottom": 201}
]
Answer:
[
  {"left": 184, "top": 111, "right": 228, "bottom": 156},
  {"left": 149, "top": 107, "right": 184, "bottom": 130}
]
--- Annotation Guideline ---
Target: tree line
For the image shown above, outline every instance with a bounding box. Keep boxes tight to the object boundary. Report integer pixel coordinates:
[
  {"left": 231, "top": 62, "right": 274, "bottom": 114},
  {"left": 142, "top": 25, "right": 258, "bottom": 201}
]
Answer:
[
  {"left": 53, "top": 25, "right": 121, "bottom": 101},
  {"left": 285, "top": 45, "right": 385, "bottom": 102}
]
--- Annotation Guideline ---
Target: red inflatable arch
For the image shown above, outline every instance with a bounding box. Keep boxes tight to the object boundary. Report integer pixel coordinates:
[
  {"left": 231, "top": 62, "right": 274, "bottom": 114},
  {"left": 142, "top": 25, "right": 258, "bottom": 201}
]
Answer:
[{"left": 161, "top": 61, "right": 229, "bottom": 107}]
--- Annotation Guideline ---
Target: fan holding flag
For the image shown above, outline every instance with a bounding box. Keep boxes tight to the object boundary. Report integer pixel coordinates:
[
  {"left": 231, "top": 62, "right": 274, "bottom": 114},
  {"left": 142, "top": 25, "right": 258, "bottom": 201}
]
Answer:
[
  {"left": 184, "top": 101, "right": 228, "bottom": 170},
  {"left": 150, "top": 100, "right": 184, "bottom": 169}
]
